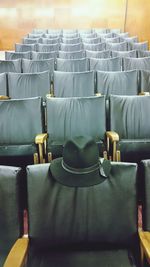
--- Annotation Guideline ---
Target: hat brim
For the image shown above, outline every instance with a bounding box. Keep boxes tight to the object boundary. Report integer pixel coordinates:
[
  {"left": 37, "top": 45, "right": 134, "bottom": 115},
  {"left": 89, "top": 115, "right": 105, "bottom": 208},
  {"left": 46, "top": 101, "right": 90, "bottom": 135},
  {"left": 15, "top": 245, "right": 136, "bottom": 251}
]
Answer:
[{"left": 50, "top": 158, "right": 106, "bottom": 187}]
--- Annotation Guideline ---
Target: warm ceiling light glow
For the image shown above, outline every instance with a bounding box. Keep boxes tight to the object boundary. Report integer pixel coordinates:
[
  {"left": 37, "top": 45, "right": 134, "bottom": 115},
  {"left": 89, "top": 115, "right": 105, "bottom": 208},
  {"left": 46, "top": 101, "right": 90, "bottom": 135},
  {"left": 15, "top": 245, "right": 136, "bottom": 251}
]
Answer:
[
  {"left": 0, "top": 8, "right": 17, "bottom": 17},
  {"left": 35, "top": 8, "right": 54, "bottom": 17},
  {"left": 71, "top": 7, "right": 100, "bottom": 17}
]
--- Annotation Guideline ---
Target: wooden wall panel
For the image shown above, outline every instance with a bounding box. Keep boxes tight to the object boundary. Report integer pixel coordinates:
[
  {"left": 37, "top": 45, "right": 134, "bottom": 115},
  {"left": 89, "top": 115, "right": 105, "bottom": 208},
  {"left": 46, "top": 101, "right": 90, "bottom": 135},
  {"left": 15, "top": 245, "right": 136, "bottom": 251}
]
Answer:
[{"left": 0, "top": 0, "right": 149, "bottom": 50}]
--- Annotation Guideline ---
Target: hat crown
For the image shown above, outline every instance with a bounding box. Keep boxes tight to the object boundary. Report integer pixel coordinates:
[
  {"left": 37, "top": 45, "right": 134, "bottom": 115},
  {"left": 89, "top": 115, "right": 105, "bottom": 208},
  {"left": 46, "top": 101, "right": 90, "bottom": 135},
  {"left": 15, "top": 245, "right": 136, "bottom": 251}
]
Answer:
[{"left": 63, "top": 136, "right": 99, "bottom": 169}]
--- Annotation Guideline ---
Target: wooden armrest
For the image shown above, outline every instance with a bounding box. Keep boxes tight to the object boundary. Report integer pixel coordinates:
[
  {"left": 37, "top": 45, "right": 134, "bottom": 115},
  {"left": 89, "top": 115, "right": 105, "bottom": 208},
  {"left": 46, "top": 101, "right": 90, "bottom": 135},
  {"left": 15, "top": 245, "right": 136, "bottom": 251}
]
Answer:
[
  {"left": 35, "top": 133, "right": 48, "bottom": 144},
  {"left": 46, "top": 93, "right": 54, "bottom": 98},
  {"left": 0, "top": 95, "right": 10, "bottom": 100},
  {"left": 139, "top": 92, "right": 150, "bottom": 96},
  {"left": 139, "top": 231, "right": 150, "bottom": 264},
  {"left": 95, "top": 93, "right": 101, "bottom": 96},
  {"left": 4, "top": 237, "right": 29, "bottom": 267},
  {"left": 106, "top": 131, "right": 119, "bottom": 142}
]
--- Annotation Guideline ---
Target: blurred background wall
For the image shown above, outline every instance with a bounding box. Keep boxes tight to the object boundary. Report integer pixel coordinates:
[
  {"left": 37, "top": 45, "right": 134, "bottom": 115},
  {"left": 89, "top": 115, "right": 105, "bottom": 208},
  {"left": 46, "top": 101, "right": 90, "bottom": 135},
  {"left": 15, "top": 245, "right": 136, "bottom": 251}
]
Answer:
[{"left": 0, "top": 0, "right": 149, "bottom": 50}]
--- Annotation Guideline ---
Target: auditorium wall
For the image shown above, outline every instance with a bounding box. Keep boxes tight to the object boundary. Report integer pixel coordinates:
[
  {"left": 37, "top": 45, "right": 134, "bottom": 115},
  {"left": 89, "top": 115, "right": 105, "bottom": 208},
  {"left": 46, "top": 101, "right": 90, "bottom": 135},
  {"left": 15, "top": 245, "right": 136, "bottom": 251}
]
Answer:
[{"left": 0, "top": 0, "right": 149, "bottom": 50}]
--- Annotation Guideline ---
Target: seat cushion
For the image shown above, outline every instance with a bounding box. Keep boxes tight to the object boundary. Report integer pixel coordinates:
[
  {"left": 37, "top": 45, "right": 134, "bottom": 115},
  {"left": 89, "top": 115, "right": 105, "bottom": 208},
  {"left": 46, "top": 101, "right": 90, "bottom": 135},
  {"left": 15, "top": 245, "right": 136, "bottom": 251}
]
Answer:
[
  {"left": 118, "top": 139, "right": 150, "bottom": 162},
  {"left": 26, "top": 248, "right": 139, "bottom": 267},
  {"left": 0, "top": 144, "right": 37, "bottom": 157}
]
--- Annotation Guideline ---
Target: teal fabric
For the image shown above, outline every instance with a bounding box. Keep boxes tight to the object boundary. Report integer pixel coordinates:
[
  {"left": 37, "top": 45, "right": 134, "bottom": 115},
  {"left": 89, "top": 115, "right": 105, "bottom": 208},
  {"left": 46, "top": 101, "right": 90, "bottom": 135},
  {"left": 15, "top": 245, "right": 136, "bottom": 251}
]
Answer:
[
  {"left": 23, "top": 38, "right": 40, "bottom": 44},
  {"left": 105, "top": 37, "right": 120, "bottom": 43},
  {"left": 5, "top": 51, "right": 31, "bottom": 60},
  {"left": 0, "top": 59, "right": 21, "bottom": 73},
  {"left": 96, "top": 70, "right": 139, "bottom": 96},
  {"left": 83, "top": 43, "right": 106, "bottom": 51},
  {"left": 41, "top": 38, "right": 60, "bottom": 44},
  {"left": 58, "top": 50, "right": 85, "bottom": 59},
  {"left": 90, "top": 57, "right": 121, "bottom": 71},
  {"left": 22, "top": 59, "right": 54, "bottom": 74},
  {"left": 56, "top": 58, "right": 89, "bottom": 72},
  {"left": 0, "top": 166, "right": 23, "bottom": 266},
  {"left": 15, "top": 43, "right": 36, "bottom": 52},
  {"left": 8, "top": 71, "right": 50, "bottom": 99},
  {"left": 129, "top": 42, "right": 148, "bottom": 51},
  {"left": 106, "top": 42, "right": 128, "bottom": 51},
  {"left": 54, "top": 71, "right": 94, "bottom": 97},
  {"left": 31, "top": 51, "right": 57, "bottom": 60},
  {"left": 60, "top": 43, "right": 83, "bottom": 52},
  {"left": 82, "top": 37, "right": 101, "bottom": 44},
  {"left": 62, "top": 37, "right": 81, "bottom": 44},
  {"left": 46, "top": 96, "right": 106, "bottom": 146},
  {"left": 0, "top": 73, "right": 7, "bottom": 96},
  {"left": 138, "top": 50, "right": 150, "bottom": 58},
  {"left": 86, "top": 50, "right": 111, "bottom": 59},
  {"left": 123, "top": 57, "right": 150, "bottom": 71},
  {"left": 37, "top": 43, "right": 59, "bottom": 52},
  {"left": 111, "top": 50, "right": 137, "bottom": 58},
  {"left": 140, "top": 70, "right": 150, "bottom": 92}
]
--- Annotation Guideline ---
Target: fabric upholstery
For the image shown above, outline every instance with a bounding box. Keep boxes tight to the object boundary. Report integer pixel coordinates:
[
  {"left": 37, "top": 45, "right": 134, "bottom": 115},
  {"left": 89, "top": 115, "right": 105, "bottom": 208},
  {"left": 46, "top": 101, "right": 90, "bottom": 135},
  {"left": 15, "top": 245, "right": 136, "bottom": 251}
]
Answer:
[
  {"left": 23, "top": 38, "right": 40, "bottom": 44},
  {"left": 0, "top": 97, "right": 43, "bottom": 145},
  {"left": 80, "top": 33, "right": 97, "bottom": 38},
  {"left": 0, "top": 59, "right": 21, "bottom": 73},
  {"left": 138, "top": 50, "right": 150, "bottom": 58},
  {"left": 31, "top": 51, "right": 58, "bottom": 60},
  {"left": 15, "top": 43, "right": 36, "bottom": 52},
  {"left": 123, "top": 57, "right": 150, "bottom": 71},
  {"left": 22, "top": 58, "right": 54, "bottom": 73},
  {"left": 54, "top": 71, "right": 94, "bottom": 97},
  {"left": 46, "top": 96, "right": 106, "bottom": 156},
  {"left": 124, "top": 36, "right": 138, "bottom": 43},
  {"left": 8, "top": 71, "right": 50, "bottom": 99},
  {"left": 60, "top": 43, "right": 83, "bottom": 52},
  {"left": 111, "top": 50, "right": 137, "bottom": 58},
  {"left": 96, "top": 70, "right": 139, "bottom": 96},
  {"left": 41, "top": 38, "right": 60, "bottom": 44},
  {"left": 58, "top": 50, "right": 86, "bottom": 59},
  {"left": 25, "top": 162, "right": 139, "bottom": 266},
  {"left": 0, "top": 73, "right": 7, "bottom": 96},
  {"left": 129, "top": 42, "right": 148, "bottom": 51},
  {"left": 86, "top": 50, "right": 111, "bottom": 59},
  {"left": 62, "top": 37, "right": 81, "bottom": 44},
  {"left": 5, "top": 51, "right": 31, "bottom": 60},
  {"left": 90, "top": 57, "right": 121, "bottom": 71},
  {"left": 0, "top": 166, "right": 23, "bottom": 266},
  {"left": 106, "top": 42, "right": 128, "bottom": 51},
  {"left": 104, "top": 37, "right": 120, "bottom": 43},
  {"left": 28, "top": 33, "right": 43, "bottom": 38},
  {"left": 56, "top": 58, "right": 89, "bottom": 72},
  {"left": 37, "top": 44, "right": 59, "bottom": 52},
  {"left": 140, "top": 70, "right": 150, "bottom": 92},
  {"left": 140, "top": 159, "right": 150, "bottom": 231},
  {"left": 83, "top": 43, "right": 106, "bottom": 51},
  {"left": 82, "top": 37, "right": 101, "bottom": 44}
]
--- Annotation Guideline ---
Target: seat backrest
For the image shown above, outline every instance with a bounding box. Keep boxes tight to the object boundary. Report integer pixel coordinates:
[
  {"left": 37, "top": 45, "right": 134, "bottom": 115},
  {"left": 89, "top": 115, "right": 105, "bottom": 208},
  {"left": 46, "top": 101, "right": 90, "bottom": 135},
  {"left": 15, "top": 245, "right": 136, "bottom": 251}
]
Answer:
[
  {"left": 8, "top": 71, "right": 50, "bottom": 99},
  {"left": 123, "top": 36, "right": 138, "bottom": 43},
  {"left": 0, "top": 59, "right": 21, "bottom": 73},
  {"left": 54, "top": 71, "right": 95, "bottom": 97},
  {"left": 140, "top": 159, "right": 150, "bottom": 231},
  {"left": 31, "top": 51, "right": 58, "bottom": 60},
  {"left": 86, "top": 50, "right": 111, "bottom": 59},
  {"left": 23, "top": 37, "right": 40, "bottom": 44},
  {"left": 15, "top": 43, "right": 36, "bottom": 52},
  {"left": 46, "top": 96, "right": 106, "bottom": 143},
  {"left": 28, "top": 33, "right": 43, "bottom": 38},
  {"left": 138, "top": 50, "right": 150, "bottom": 58},
  {"left": 0, "top": 97, "right": 43, "bottom": 146},
  {"left": 27, "top": 161, "right": 137, "bottom": 248},
  {"left": 56, "top": 58, "right": 89, "bottom": 72},
  {"left": 105, "top": 37, "right": 120, "bottom": 43},
  {"left": 80, "top": 32, "right": 97, "bottom": 38},
  {"left": 0, "top": 73, "right": 7, "bottom": 95},
  {"left": 63, "top": 33, "right": 79, "bottom": 38},
  {"left": 62, "top": 37, "right": 81, "bottom": 44},
  {"left": 60, "top": 43, "right": 83, "bottom": 52},
  {"left": 140, "top": 70, "right": 150, "bottom": 93},
  {"left": 129, "top": 41, "right": 148, "bottom": 51},
  {"left": 5, "top": 51, "right": 31, "bottom": 60},
  {"left": 83, "top": 43, "right": 106, "bottom": 51},
  {"left": 22, "top": 58, "right": 54, "bottom": 74},
  {"left": 109, "top": 95, "right": 150, "bottom": 139},
  {"left": 106, "top": 41, "right": 128, "bottom": 51},
  {"left": 0, "top": 166, "right": 23, "bottom": 264},
  {"left": 123, "top": 57, "right": 150, "bottom": 71},
  {"left": 90, "top": 57, "right": 121, "bottom": 71},
  {"left": 37, "top": 43, "right": 59, "bottom": 52},
  {"left": 41, "top": 38, "right": 60, "bottom": 44},
  {"left": 82, "top": 37, "right": 101, "bottom": 44},
  {"left": 96, "top": 70, "right": 139, "bottom": 96},
  {"left": 32, "top": 28, "right": 47, "bottom": 34},
  {"left": 58, "top": 50, "right": 85, "bottom": 59},
  {"left": 111, "top": 50, "right": 137, "bottom": 58}
]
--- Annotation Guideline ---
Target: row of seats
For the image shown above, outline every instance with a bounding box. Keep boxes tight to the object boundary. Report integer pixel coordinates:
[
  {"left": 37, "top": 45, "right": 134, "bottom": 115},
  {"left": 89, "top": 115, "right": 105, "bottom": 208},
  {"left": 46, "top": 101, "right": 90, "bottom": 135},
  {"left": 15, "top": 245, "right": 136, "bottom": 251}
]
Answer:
[
  {"left": 14, "top": 41, "right": 148, "bottom": 52},
  {"left": 2, "top": 57, "right": 150, "bottom": 74},
  {"left": 1, "top": 95, "right": 150, "bottom": 167},
  {"left": 31, "top": 27, "right": 122, "bottom": 34},
  {"left": 1, "top": 69, "right": 150, "bottom": 99},
  {"left": 1, "top": 159, "right": 150, "bottom": 266},
  {"left": 6, "top": 49, "right": 150, "bottom": 60}
]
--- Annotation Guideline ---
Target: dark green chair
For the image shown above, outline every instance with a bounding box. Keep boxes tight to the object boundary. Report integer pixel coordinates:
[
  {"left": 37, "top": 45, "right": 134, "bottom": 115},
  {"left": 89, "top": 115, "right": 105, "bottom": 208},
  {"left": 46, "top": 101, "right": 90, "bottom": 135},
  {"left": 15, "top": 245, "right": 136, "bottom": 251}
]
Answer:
[{"left": 0, "top": 165, "right": 23, "bottom": 267}]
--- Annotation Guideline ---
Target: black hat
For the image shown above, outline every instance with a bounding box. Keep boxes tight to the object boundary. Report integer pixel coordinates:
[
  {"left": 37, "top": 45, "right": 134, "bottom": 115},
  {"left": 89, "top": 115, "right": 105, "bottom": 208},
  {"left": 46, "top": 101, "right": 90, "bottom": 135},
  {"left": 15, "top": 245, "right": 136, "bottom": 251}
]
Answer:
[{"left": 50, "top": 136, "right": 111, "bottom": 187}]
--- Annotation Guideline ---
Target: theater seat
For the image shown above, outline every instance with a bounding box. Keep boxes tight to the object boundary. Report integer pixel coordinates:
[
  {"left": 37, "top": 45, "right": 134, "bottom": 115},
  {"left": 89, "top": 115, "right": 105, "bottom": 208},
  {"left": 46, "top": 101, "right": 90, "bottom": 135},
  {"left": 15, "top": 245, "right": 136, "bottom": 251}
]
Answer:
[
  {"left": 4, "top": 161, "right": 150, "bottom": 266},
  {"left": 107, "top": 95, "right": 150, "bottom": 162},
  {"left": 0, "top": 165, "right": 23, "bottom": 266}
]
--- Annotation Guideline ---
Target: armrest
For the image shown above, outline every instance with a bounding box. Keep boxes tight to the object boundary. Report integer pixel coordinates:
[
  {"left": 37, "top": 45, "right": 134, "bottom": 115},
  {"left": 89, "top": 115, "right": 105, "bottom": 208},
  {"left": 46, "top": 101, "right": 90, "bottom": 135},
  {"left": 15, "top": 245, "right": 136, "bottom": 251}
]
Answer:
[
  {"left": 0, "top": 95, "right": 10, "bottom": 100},
  {"left": 139, "top": 92, "right": 150, "bottom": 96},
  {"left": 4, "top": 237, "right": 29, "bottom": 267},
  {"left": 35, "top": 133, "right": 48, "bottom": 164},
  {"left": 106, "top": 131, "right": 119, "bottom": 142},
  {"left": 139, "top": 231, "right": 150, "bottom": 264},
  {"left": 46, "top": 93, "right": 54, "bottom": 98},
  {"left": 35, "top": 133, "right": 48, "bottom": 144}
]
